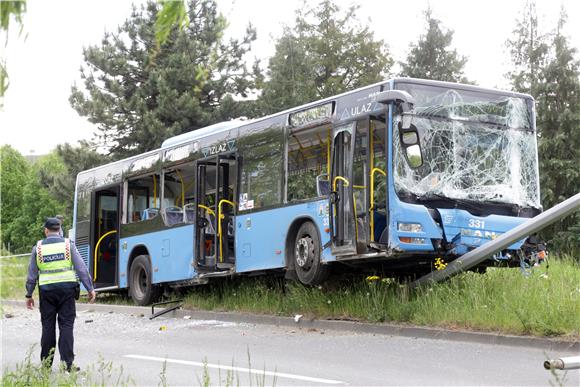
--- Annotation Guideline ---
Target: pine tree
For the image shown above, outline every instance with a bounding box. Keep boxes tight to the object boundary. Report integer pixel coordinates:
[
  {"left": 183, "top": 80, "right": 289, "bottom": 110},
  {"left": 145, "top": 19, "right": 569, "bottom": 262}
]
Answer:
[
  {"left": 507, "top": 2, "right": 580, "bottom": 254},
  {"left": 534, "top": 10, "right": 580, "bottom": 253},
  {"left": 70, "top": 0, "right": 258, "bottom": 159},
  {"left": 399, "top": 7, "right": 469, "bottom": 83},
  {"left": 505, "top": 0, "right": 549, "bottom": 95},
  {"left": 259, "top": 0, "right": 393, "bottom": 114}
]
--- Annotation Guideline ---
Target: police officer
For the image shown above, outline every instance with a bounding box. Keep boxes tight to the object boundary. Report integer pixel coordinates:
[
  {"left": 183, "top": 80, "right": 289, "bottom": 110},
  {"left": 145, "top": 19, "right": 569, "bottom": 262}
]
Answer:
[{"left": 25, "top": 217, "right": 96, "bottom": 371}]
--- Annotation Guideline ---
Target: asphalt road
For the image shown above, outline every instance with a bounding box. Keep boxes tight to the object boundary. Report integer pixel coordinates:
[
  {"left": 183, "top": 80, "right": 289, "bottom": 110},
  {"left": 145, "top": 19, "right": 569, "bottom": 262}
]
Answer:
[{"left": 1, "top": 304, "right": 578, "bottom": 386}]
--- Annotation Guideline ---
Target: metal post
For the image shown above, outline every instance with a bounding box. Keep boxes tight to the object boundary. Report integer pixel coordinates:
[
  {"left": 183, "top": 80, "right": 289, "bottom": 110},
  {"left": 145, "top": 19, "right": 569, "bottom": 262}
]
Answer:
[
  {"left": 412, "top": 192, "right": 580, "bottom": 287},
  {"left": 544, "top": 356, "right": 580, "bottom": 370}
]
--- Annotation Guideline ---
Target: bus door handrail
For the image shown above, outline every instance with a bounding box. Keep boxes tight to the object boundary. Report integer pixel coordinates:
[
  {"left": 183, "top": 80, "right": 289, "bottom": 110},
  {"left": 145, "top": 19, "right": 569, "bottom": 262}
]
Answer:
[
  {"left": 331, "top": 176, "right": 358, "bottom": 243},
  {"left": 369, "top": 167, "right": 386, "bottom": 242},
  {"left": 93, "top": 230, "right": 117, "bottom": 281},
  {"left": 197, "top": 204, "right": 216, "bottom": 217},
  {"left": 217, "top": 199, "right": 235, "bottom": 262}
]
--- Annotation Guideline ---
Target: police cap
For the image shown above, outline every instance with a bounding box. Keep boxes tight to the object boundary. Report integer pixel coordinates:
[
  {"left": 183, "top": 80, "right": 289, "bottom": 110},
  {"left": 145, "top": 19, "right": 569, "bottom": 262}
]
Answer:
[{"left": 44, "top": 217, "right": 61, "bottom": 230}]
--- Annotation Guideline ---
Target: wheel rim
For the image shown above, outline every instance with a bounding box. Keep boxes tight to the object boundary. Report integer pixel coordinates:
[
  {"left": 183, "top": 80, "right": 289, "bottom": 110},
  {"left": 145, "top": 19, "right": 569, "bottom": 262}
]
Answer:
[
  {"left": 134, "top": 266, "right": 147, "bottom": 299},
  {"left": 295, "top": 235, "right": 313, "bottom": 269}
]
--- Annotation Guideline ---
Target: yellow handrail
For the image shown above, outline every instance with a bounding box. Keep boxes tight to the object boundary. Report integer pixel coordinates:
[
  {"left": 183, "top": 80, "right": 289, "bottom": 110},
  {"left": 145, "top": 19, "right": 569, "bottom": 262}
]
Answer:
[
  {"left": 333, "top": 176, "right": 349, "bottom": 191},
  {"left": 327, "top": 128, "right": 331, "bottom": 176},
  {"left": 198, "top": 204, "right": 216, "bottom": 217},
  {"left": 153, "top": 175, "right": 157, "bottom": 208},
  {"left": 175, "top": 170, "right": 185, "bottom": 206},
  {"left": 217, "top": 199, "right": 235, "bottom": 262},
  {"left": 93, "top": 230, "right": 117, "bottom": 281},
  {"left": 369, "top": 167, "right": 386, "bottom": 241}
]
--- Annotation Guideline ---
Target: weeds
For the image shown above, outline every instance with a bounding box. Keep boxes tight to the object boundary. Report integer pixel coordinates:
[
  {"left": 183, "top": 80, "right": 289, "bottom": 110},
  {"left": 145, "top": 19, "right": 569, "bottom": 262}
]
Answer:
[
  {"left": 1, "top": 346, "right": 134, "bottom": 386},
  {"left": 3, "top": 249, "right": 578, "bottom": 338},
  {"left": 176, "top": 257, "right": 579, "bottom": 338}
]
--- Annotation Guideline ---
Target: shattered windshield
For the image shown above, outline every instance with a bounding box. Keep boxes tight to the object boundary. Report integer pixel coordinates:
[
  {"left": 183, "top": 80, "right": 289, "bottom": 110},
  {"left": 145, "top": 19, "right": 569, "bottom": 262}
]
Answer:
[{"left": 393, "top": 82, "right": 540, "bottom": 209}]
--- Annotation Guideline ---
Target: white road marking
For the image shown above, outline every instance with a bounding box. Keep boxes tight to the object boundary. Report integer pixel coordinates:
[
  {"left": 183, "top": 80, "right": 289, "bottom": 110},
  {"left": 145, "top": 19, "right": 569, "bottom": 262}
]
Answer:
[{"left": 125, "top": 354, "right": 344, "bottom": 385}]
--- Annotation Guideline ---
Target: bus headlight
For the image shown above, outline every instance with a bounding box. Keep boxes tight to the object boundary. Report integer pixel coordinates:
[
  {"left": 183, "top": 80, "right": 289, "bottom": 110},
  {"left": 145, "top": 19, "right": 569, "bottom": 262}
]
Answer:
[{"left": 398, "top": 223, "right": 423, "bottom": 232}]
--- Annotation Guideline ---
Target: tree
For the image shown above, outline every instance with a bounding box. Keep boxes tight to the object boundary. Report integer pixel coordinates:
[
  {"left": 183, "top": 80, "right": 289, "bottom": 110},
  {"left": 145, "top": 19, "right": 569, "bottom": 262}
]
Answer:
[
  {"left": 505, "top": 0, "right": 549, "bottom": 95},
  {"left": 399, "top": 7, "right": 469, "bottom": 83},
  {"left": 70, "top": 0, "right": 257, "bottom": 159},
  {"left": 534, "top": 10, "right": 580, "bottom": 253},
  {"left": 507, "top": 3, "right": 580, "bottom": 254},
  {"left": 0, "top": 0, "right": 27, "bottom": 103},
  {"left": 0, "top": 148, "right": 66, "bottom": 253},
  {"left": 35, "top": 142, "right": 109, "bottom": 228},
  {"left": 0, "top": 145, "right": 29, "bottom": 251},
  {"left": 258, "top": 0, "right": 393, "bottom": 114}
]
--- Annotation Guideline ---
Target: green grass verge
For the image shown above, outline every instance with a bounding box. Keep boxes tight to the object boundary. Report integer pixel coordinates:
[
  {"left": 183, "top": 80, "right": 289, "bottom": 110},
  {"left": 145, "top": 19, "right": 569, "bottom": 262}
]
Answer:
[
  {"left": 3, "top": 253, "right": 578, "bottom": 338},
  {"left": 1, "top": 347, "right": 134, "bottom": 386},
  {"left": 0, "top": 256, "right": 28, "bottom": 300},
  {"left": 176, "top": 256, "right": 580, "bottom": 338}
]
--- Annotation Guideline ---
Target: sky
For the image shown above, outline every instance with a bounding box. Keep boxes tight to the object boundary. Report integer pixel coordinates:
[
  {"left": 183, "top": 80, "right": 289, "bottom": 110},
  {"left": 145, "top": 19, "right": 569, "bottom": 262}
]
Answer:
[{"left": 1, "top": 0, "right": 579, "bottom": 156}]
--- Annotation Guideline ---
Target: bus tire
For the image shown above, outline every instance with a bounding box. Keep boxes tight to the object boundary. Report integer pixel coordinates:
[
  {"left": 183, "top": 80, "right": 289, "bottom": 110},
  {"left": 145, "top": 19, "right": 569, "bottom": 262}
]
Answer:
[
  {"left": 293, "top": 222, "right": 329, "bottom": 285},
  {"left": 129, "top": 255, "right": 160, "bottom": 306}
]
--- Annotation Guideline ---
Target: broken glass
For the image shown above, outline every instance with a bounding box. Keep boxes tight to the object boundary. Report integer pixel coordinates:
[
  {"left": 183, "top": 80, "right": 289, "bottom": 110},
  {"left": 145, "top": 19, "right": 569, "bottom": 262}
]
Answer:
[{"left": 393, "top": 89, "right": 540, "bottom": 209}]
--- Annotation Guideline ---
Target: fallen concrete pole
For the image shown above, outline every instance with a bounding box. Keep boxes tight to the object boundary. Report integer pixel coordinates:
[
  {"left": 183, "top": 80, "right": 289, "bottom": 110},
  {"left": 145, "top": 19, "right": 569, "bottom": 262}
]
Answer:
[
  {"left": 412, "top": 192, "right": 580, "bottom": 287},
  {"left": 544, "top": 356, "right": 580, "bottom": 370}
]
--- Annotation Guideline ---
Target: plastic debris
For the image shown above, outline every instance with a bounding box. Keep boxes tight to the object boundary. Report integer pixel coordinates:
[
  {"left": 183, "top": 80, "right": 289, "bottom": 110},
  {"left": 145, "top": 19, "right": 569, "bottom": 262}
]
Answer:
[
  {"left": 84, "top": 319, "right": 93, "bottom": 323},
  {"left": 183, "top": 315, "right": 191, "bottom": 320},
  {"left": 294, "top": 314, "right": 303, "bottom": 323},
  {"left": 159, "top": 325, "right": 167, "bottom": 331}
]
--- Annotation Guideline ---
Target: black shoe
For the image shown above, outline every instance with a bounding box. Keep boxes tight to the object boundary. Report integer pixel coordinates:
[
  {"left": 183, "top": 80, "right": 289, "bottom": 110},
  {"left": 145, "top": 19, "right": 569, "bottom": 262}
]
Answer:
[{"left": 66, "top": 365, "right": 80, "bottom": 373}]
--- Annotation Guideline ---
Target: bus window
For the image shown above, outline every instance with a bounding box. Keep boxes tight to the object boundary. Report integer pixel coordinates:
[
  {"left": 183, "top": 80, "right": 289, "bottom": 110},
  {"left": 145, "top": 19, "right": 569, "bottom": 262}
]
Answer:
[
  {"left": 162, "top": 163, "right": 195, "bottom": 226},
  {"left": 287, "top": 125, "right": 330, "bottom": 202},
  {"left": 127, "top": 174, "right": 160, "bottom": 223},
  {"left": 239, "top": 127, "right": 283, "bottom": 210}
]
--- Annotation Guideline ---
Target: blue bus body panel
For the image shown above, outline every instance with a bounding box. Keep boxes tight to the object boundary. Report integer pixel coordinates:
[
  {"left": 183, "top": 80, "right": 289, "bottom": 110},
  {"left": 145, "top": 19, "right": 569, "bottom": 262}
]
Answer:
[
  {"left": 118, "top": 225, "right": 196, "bottom": 288},
  {"left": 235, "top": 199, "right": 332, "bottom": 273},
  {"left": 438, "top": 209, "right": 526, "bottom": 252},
  {"left": 388, "top": 198, "right": 444, "bottom": 251}
]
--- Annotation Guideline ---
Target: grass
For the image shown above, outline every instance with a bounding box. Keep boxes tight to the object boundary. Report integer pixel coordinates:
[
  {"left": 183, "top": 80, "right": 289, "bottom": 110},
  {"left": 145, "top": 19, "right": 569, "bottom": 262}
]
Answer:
[
  {"left": 0, "top": 255, "right": 28, "bottom": 301},
  {"left": 2, "top": 250, "right": 578, "bottom": 338},
  {"left": 1, "top": 346, "right": 134, "bottom": 386},
  {"left": 174, "top": 256, "right": 580, "bottom": 338},
  {"left": 2, "top": 346, "right": 274, "bottom": 387}
]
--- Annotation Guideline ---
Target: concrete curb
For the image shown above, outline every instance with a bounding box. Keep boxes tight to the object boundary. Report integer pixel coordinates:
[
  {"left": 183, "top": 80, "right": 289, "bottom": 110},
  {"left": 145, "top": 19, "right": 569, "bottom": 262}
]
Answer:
[{"left": 4, "top": 300, "right": 578, "bottom": 353}]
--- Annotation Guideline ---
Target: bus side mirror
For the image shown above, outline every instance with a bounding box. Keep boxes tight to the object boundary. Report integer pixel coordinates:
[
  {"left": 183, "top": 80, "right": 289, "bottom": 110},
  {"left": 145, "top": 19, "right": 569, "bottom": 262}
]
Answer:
[
  {"left": 398, "top": 121, "right": 423, "bottom": 168},
  {"left": 377, "top": 90, "right": 415, "bottom": 113}
]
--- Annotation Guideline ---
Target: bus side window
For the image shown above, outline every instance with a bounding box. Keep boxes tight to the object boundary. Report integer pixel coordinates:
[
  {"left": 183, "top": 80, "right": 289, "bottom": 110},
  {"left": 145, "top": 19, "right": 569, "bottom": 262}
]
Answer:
[
  {"left": 127, "top": 175, "right": 159, "bottom": 223},
  {"left": 287, "top": 125, "right": 330, "bottom": 202}
]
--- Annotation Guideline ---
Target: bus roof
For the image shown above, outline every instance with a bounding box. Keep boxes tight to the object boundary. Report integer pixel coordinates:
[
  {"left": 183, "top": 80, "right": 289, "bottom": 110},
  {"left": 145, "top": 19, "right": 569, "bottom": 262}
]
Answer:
[{"left": 78, "top": 77, "right": 533, "bottom": 179}]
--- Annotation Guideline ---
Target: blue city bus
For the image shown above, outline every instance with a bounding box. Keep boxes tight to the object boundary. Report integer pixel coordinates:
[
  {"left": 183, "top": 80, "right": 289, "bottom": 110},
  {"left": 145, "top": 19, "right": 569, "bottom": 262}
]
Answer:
[{"left": 73, "top": 78, "right": 544, "bottom": 305}]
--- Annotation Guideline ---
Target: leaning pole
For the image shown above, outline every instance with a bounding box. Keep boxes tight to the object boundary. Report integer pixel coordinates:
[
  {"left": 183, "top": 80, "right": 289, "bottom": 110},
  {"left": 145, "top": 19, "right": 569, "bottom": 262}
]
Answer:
[{"left": 412, "top": 192, "right": 580, "bottom": 287}]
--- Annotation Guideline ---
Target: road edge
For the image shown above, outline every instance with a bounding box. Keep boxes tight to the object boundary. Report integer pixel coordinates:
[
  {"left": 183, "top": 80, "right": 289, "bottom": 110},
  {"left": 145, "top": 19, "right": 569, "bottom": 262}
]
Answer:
[{"left": 3, "top": 300, "right": 578, "bottom": 352}]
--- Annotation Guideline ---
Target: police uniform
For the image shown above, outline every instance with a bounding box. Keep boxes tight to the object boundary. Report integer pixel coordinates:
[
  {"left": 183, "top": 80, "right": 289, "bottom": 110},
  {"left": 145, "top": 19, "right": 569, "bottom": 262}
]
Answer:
[{"left": 25, "top": 218, "right": 94, "bottom": 370}]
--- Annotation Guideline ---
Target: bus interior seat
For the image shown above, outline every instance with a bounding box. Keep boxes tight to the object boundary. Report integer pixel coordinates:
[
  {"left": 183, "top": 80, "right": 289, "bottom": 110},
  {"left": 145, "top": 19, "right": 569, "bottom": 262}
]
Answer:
[
  {"left": 163, "top": 206, "right": 183, "bottom": 226},
  {"left": 316, "top": 174, "right": 330, "bottom": 197},
  {"left": 141, "top": 208, "right": 159, "bottom": 220},
  {"left": 183, "top": 203, "right": 196, "bottom": 223}
]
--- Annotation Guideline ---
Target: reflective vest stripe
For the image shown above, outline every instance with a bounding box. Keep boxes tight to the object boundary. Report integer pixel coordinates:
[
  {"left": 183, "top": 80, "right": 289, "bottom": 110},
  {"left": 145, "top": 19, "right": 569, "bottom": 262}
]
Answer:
[{"left": 39, "top": 268, "right": 72, "bottom": 274}]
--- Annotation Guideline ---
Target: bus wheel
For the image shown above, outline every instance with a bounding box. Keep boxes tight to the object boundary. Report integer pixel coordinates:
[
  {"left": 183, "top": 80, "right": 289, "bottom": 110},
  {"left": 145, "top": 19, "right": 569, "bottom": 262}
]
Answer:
[
  {"left": 293, "top": 222, "right": 329, "bottom": 285},
  {"left": 129, "top": 255, "right": 160, "bottom": 306}
]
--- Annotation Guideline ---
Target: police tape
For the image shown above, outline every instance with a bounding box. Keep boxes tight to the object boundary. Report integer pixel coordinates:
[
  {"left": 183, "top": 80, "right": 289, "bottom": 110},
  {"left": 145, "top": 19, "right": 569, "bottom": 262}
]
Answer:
[{"left": 0, "top": 253, "right": 30, "bottom": 260}]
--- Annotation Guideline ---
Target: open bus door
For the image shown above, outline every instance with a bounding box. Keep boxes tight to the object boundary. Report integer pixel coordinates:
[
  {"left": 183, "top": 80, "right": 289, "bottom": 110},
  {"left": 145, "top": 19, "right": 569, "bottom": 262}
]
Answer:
[
  {"left": 329, "top": 122, "right": 358, "bottom": 256},
  {"left": 195, "top": 153, "right": 237, "bottom": 271},
  {"left": 329, "top": 118, "right": 385, "bottom": 256},
  {"left": 91, "top": 186, "right": 119, "bottom": 289}
]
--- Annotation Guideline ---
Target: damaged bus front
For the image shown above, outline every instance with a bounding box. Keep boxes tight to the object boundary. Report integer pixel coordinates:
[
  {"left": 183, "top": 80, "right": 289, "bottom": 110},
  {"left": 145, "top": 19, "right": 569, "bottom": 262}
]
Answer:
[{"left": 386, "top": 79, "right": 545, "bottom": 271}]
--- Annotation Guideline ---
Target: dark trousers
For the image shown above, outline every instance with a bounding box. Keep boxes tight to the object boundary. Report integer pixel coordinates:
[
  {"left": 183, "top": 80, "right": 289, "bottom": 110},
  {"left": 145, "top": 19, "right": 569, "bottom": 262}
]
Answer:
[{"left": 39, "top": 286, "right": 76, "bottom": 367}]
